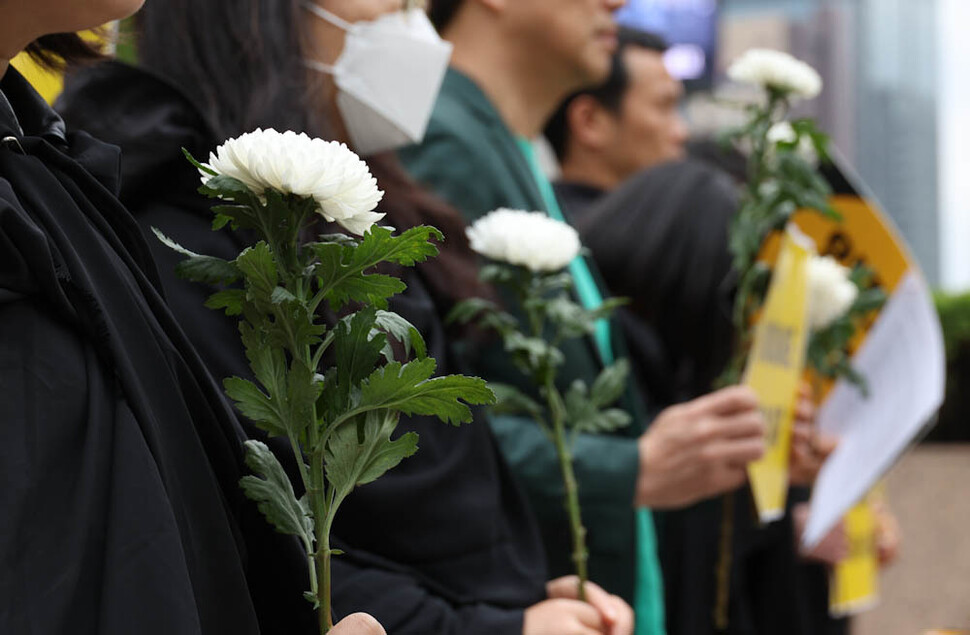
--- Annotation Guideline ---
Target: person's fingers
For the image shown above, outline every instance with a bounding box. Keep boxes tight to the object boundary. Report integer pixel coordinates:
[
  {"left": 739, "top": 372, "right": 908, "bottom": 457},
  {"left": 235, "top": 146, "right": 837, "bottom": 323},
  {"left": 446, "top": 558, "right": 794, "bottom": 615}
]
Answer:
[
  {"left": 709, "top": 410, "right": 766, "bottom": 441},
  {"left": 793, "top": 395, "right": 815, "bottom": 424},
  {"left": 577, "top": 581, "right": 618, "bottom": 624},
  {"left": 814, "top": 433, "right": 839, "bottom": 459},
  {"left": 331, "top": 613, "right": 386, "bottom": 635},
  {"left": 607, "top": 595, "right": 635, "bottom": 635},
  {"left": 569, "top": 600, "right": 605, "bottom": 631},
  {"left": 704, "top": 436, "right": 765, "bottom": 466},
  {"left": 688, "top": 385, "right": 760, "bottom": 416},
  {"left": 546, "top": 575, "right": 583, "bottom": 599}
]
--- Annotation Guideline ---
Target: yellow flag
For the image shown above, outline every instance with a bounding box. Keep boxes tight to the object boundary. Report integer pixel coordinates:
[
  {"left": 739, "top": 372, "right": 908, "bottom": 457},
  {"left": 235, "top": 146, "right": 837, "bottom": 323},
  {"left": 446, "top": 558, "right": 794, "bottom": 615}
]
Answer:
[
  {"left": 744, "top": 226, "right": 813, "bottom": 522},
  {"left": 830, "top": 496, "right": 880, "bottom": 616}
]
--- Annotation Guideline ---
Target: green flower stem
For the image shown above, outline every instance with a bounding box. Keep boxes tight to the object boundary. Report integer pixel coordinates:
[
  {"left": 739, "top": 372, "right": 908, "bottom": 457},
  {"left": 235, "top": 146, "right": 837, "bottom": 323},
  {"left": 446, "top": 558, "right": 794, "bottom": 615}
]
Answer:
[{"left": 544, "top": 372, "right": 589, "bottom": 601}]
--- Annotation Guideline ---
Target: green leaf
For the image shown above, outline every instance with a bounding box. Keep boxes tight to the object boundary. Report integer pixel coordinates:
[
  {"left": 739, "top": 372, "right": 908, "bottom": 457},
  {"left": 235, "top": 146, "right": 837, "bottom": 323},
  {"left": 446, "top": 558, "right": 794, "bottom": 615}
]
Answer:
[
  {"left": 311, "top": 225, "right": 441, "bottom": 309},
  {"left": 505, "top": 332, "right": 564, "bottom": 372},
  {"left": 200, "top": 173, "right": 257, "bottom": 201},
  {"left": 589, "top": 359, "right": 630, "bottom": 408},
  {"left": 151, "top": 227, "right": 241, "bottom": 285},
  {"left": 374, "top": 309, "right": 427, "bottom": 361},
  {"left": 325, "top": 410, "right": 418, "bottom": 501},
  {"left": 358, "top": 225, "right": 443, "bottom": 267},
  {"left": 239, "top": 440, "right": 314, "bottom": 546},
  {"left": 563, "top": 380, "right": 632, "bottom": 434},
  {"left": 205, "top": 288, "right": 246, "bottom": 316},
  {"left": 224, "top": 376, "right": 287, "bottom": 437},
  {"left": 235, "top": 242, "right": 279, "bottom": 309},
  {"left": 447, "top": 298, "right": 500, "bottom": 325},
  {"left": 182, "top": 147, "right": 217, "bottom": 176},
  {"left": 271, "top": 286, "right": 298, "bottom": 304},
  {"left": 489, "top": 382, "right": 544, "bottom": 419},
  {"left": 335, "top": 307, "right": 387, "bottom": 389},
  {"left": 357, "top": 359, "right": 495, "bottom": 426}
]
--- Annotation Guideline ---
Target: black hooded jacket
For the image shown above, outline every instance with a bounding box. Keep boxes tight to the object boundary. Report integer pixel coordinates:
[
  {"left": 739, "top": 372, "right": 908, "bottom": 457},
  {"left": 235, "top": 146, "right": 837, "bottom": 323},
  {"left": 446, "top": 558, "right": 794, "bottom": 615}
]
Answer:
[
  {"left": 0, "top": 67, "right": 315, "bottom": 634},
  {"left": 59, "top": 61, "right": 548, "bottom": 635}
]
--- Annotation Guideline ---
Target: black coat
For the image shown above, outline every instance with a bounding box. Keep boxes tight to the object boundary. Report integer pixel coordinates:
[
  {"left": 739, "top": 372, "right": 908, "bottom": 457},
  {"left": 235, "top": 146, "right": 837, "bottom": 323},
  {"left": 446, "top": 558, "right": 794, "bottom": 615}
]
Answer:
[
  {"left": 59, "top": 61, "right": 548, "bottom": 635},
  {"left": 0, "top": 67, "right": 314, "bottom": 634}
]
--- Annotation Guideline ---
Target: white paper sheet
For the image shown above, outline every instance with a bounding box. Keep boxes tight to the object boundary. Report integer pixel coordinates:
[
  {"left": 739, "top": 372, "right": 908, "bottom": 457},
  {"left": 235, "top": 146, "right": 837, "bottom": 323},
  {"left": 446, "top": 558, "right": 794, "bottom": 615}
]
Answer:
[{"left": 802, "top": 270, "right": 946, "bottom": 548}]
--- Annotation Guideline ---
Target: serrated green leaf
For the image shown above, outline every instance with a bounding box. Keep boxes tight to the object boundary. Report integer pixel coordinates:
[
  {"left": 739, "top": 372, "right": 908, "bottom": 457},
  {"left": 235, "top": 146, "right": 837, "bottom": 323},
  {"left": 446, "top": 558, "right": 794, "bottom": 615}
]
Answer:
[
  {"left": 589, "top": 359, "right": 630, "bottom": 408},
  {"left": 374, "top": 310, "right": 427, "bottom": 361},
  {"left": 239, "top": 440, "right": 314, "bottom": 545},
  {"left": 152, "top": 227, "right": 242, "bottom": 285},
  {"left": 225, "top": 376, "right": 287, "bottom": 437},
  {"left": 563, "top": 379, "right": 632, "bottom": 433},
  {"left": 357, "top": 359, "right": 495, "bottom": 426},
  {"left": 325, "top": 410, "right": 418, "bottom": 501},
  {"left": 236, "top": 242, "right": 278, "bottom": 304},
  {"left": 335, "top": 307, "right": 386, "bottom": 389},
  {"left": 205, "top": 288, "right": 246, "bottom": 316}
]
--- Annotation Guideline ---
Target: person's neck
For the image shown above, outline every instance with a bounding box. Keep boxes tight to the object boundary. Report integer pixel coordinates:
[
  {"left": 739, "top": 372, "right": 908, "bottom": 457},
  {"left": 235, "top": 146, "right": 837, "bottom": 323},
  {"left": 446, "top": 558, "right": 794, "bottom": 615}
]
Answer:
[
  {"left": 0, "top": 60, "right": 9, "bottom": 79},
  {"left": 448, "top": 33, "right": 575, "bottom": 139},
  {"left": 560, "top": 154, "right": 623, "bottom": 191}
]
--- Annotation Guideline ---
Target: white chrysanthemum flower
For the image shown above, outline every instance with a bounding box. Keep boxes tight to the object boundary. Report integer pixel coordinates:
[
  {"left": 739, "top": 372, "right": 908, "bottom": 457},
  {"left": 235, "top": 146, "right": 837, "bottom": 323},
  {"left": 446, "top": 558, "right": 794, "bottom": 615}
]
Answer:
[
  {"left": 728, "top": 49, "right": 823, "bottom": 99},
  {"left": 767, "top": 121, "right": 818, "bottom": 165},
  {"left": 807, "top": 256, "right": 858, "bottom": 330},
  {"left": 202, "top": 128, "right": 385, "bottom": 235},
  {"left": 466, "top": 209, "right": 581, "bottom": 272}
]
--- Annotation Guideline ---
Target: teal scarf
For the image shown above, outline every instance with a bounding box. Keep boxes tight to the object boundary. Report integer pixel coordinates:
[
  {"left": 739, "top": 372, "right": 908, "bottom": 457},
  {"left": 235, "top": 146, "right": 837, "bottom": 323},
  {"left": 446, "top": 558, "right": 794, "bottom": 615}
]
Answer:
[{"left": 517, "top": 139, "right": 666, "bottom": 635}]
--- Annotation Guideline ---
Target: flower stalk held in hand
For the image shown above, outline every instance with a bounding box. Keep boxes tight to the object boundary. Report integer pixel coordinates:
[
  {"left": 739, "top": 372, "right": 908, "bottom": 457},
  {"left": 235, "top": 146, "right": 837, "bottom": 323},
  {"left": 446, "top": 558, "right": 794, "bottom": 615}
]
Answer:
[
  {"left": 157, "top": 128, "right": 494, "bottom": 633},
  {"left": 450, "top": 209, "right": 632, "bottom": 601}
]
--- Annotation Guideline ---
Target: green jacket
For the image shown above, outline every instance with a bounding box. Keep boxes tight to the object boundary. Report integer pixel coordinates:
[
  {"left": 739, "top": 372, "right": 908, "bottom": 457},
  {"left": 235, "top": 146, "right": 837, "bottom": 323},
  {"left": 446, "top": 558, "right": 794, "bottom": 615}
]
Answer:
[{"left": 400, "top": 69, "right": 652, "bottom": 602}]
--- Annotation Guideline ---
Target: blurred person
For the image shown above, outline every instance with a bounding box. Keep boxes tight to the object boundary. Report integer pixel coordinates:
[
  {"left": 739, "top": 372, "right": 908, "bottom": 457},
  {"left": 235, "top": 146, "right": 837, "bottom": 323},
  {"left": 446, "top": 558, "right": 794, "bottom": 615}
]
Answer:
[
  {"left": 544, "top": 27, "right": 688, "bottom": 218},
  {"left": 402, "top": 2, "right": 776, "bottom": 632},
  {"left": 576, "top": 160, "right": 849, "bottom": 635},
  {"left": 58, "top": 0, "right": 633, "bottom": 633}
]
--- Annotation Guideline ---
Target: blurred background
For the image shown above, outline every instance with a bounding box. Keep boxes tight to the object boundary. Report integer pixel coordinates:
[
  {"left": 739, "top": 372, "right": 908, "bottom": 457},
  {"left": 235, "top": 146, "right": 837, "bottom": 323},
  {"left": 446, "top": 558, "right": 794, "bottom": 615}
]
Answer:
[{"left": 615, "top": 1, "right": 969, "bottom": 632}]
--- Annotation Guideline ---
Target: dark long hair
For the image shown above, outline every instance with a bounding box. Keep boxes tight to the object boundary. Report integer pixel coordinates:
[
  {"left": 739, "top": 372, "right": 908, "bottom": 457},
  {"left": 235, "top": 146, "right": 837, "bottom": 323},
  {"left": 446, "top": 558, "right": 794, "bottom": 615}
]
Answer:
[
  {"left": 26, "top": 33, "right": 105, "bottom": 71},
  {"left": 576, "top": 159, "right": 739, "bottom": 403},
  {"left": 134, "top": 0, "right": 483, "bottom": 306},
  {"left": 136, "top": 0, "right": 328, "bottom": 141}
]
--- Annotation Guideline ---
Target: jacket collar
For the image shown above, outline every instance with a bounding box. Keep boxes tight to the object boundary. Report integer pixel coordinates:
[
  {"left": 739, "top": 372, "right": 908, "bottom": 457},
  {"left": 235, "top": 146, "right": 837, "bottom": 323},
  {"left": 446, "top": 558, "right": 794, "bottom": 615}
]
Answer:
[
  {"left": 0, "top": 66, "right": 67, "bottom": 144},
  {"left": 442, "top": 68, "right": 546, "bottom": 212}
]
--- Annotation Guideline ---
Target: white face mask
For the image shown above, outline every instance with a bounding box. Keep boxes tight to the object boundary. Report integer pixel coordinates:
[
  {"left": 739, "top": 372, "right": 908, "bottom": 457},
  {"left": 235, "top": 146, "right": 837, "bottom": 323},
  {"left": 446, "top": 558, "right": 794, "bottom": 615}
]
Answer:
[{"left": 303, "top": 4, "right": 453, "bottom": 155}]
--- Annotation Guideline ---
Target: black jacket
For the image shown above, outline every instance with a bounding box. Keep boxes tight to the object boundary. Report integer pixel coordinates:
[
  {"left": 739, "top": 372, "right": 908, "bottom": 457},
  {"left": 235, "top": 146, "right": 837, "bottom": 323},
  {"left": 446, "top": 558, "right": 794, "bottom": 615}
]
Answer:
[
  {"left": 0, "top": 67, "right": 314, "bottom": 634},
  {"left": 59, "top": 60, "right": 548, "bottom": 635}
]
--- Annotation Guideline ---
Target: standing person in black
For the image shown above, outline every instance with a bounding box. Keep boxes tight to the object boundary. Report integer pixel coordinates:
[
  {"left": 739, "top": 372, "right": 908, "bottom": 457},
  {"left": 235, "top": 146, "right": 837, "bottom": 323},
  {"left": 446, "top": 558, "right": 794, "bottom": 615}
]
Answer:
[
  {"left": 58, "top": 1, "right": 633, "bottom": 633},
  {"left": 0, "top": 3, "right": 382, "bottom": 634}
]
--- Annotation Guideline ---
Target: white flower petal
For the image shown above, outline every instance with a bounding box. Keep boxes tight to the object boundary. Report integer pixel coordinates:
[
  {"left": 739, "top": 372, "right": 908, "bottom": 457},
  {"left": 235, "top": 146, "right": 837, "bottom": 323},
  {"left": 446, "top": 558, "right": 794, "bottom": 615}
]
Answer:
[
  {"left": 466, "top": 209, "right": 581, "bottom": 272},
  {"left": 728, "top": 49, "right": 822, "bottom": 99},
  {"left": 807, "top": 255, "right": 858, "bottom": 330},
  {"left": 204, "top": 128, "right": 384, "bottom": 232}
]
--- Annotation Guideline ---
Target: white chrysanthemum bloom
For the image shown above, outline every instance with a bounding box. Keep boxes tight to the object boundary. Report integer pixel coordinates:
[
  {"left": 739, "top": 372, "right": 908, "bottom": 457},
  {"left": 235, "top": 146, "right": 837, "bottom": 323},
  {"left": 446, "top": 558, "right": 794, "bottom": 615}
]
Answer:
[
  {"left": 767, "top": 122, "right": 818, "bottom": 165},
  {"left": 807, "top": 255, "right": 858, "bottom": 330},
  {"left": 202, "top": 128, "right": 385, "bottom": 235},
  {"left": 467, "top": 209, "right": 581, "bottom": 272},
  {"left": 728, "top": 49, "right": 822, "bottom": 99}
]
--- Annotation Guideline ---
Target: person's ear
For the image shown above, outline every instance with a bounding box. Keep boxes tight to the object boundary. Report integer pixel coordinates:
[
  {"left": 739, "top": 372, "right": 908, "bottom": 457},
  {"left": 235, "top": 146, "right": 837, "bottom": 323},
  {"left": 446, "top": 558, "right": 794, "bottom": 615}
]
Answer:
[{"left": 566, "top": 94, "right": 618, "bottom": 153}]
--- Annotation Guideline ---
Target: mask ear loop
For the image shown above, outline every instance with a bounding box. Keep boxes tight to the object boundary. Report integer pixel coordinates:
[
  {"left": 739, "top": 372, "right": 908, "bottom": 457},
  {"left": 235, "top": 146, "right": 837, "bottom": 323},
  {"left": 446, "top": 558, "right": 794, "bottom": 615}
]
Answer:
[
  {"left": 304, "top": 59, "right": 337, "bottom": 74},
  {"left": 302, "top": 2, "right": 355, "bottom": 31}
]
